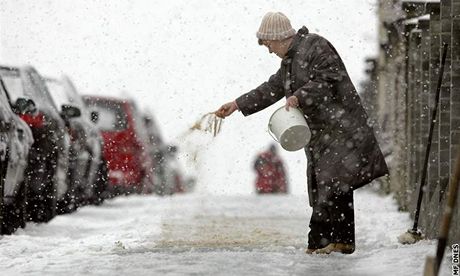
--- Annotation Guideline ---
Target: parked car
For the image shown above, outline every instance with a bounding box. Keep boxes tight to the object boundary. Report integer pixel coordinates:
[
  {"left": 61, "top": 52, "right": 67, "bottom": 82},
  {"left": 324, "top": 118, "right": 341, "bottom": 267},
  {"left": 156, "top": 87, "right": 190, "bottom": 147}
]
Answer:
[
  {"left": 0, "top": 65, "right": 72, "bottom": 222},
  {"left": 0, "top": 77, "right": 34, "bottom": 234},
  {"left": 164, "top": 145, "right": 186, "bottom": 194},
  {"left": 45, "top": 76, "right": 107, "bottom": 209},
  {"left": 83, "top": 96, "right": 155, "bottom": 195},
  {"left": 142, "top": 112, "right": 176, "bottom": 195}
]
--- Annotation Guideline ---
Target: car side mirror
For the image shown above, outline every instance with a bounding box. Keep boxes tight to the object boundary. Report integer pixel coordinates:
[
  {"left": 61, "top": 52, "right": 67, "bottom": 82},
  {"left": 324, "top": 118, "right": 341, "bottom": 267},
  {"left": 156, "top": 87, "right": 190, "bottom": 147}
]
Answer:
[
  {"left": 13, "top": 97, "right": 37, "bottom": 114},
  {"left": 61, "top": 105, "right": 81, "bottom": 119},
  {"left": 90, "top": 111, "right": 99, "bottom": 123}
]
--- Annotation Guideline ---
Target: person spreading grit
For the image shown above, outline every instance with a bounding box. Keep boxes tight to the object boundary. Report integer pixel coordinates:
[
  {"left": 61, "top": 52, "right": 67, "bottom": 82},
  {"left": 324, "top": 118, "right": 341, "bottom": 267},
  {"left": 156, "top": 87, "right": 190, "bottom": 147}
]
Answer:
[{"left": 215, "top": 11, "right": 389, "bottom": 254}]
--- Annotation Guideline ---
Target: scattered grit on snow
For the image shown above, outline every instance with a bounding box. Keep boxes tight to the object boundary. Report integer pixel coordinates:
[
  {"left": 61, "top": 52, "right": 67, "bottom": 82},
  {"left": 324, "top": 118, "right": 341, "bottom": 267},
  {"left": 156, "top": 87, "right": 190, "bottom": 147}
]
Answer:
[{"left": 0, "top": 186, "right": 452, "bottom": 276}]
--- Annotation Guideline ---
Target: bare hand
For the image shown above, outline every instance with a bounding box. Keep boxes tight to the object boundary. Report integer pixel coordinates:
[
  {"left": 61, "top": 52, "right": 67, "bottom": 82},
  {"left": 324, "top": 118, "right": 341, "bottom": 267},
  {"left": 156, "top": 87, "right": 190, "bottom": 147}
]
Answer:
[
  {"left": 285, "top": 96, "right": 299, "bottom": 111},
  {"left": 215, "top": 101, "right": 238, "bottom": 118}
]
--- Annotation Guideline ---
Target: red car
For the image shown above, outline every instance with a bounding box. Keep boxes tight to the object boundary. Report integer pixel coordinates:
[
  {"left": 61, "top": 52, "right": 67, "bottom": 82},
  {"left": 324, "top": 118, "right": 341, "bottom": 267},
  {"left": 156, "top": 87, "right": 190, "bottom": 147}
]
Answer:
[{"left": 83, "top": 96, "right": 155, "bottom": 195}]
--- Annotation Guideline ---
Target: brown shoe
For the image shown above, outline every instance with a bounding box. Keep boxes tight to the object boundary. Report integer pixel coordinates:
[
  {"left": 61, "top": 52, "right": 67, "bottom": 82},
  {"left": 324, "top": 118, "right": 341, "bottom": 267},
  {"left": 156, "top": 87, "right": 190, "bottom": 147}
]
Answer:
[
  {"left": 313, "top": 243, "right": 355, "bottom": 254},
  {"left": 313, "top": 243, "right": 335, "bottom": 254},
  {"left": 333, "top": 243, "right": 355, "bottom": 254}
]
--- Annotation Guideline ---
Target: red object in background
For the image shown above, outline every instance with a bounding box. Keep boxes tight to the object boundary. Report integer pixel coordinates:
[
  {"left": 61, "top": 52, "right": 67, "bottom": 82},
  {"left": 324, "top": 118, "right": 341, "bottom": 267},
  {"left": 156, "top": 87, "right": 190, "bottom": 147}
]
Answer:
[
  {"left": 83, "top": 96, "right": 155, "bottom": 193},
  {"left": 19, "top": 112, "right": 45, "bottom": 128},
  {"left": 254, "top": 145, "right": 288, "bottom": 194}
]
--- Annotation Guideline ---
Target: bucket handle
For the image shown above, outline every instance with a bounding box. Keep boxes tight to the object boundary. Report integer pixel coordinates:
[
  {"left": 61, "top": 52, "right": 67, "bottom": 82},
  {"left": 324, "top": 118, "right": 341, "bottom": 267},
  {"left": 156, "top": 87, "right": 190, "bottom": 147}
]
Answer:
[
  {"left": 267, "top": 123, "right": 279, "bottom": 143},
  {"left": 268, "top": 106, "right": 299, "bottom": 143},
  {"left": 268, "top": 106, "right": 289, "bottom": 143}
]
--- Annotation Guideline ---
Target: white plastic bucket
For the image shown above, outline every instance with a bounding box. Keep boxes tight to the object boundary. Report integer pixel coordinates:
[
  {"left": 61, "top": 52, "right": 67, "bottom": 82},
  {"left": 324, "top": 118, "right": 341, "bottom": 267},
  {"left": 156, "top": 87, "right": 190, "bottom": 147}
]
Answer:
[{"left": 268, "top": 106, "right": 311, "bottom": 151}]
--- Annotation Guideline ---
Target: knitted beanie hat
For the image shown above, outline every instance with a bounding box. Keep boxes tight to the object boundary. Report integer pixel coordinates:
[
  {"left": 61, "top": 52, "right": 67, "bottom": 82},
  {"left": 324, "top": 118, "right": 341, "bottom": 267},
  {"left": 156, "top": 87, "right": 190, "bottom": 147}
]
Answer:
[{"left": 256, "top": 12, "right": 296, "bottom": 42}]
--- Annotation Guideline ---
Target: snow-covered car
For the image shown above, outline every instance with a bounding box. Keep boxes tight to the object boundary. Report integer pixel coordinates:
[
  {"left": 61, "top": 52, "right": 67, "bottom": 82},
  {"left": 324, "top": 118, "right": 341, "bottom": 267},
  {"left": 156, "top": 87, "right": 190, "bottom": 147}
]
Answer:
[
  {"left": 163, "top": 145, "right": 187, "bottom": 194},
  {"left": 142, "top": 112, "right": 188, "bottom": 195},
  {"left": 83, "top": 96, "right": 155, "bottom": 195},
  {"left": 45, "top": 76, "right": 108, "bottom": 210},
  {"left": 142, "top": 112, "right": 174, "bottom": 195},
  {"left": 0, "top": 77, "right": 34, "bottom": 234},
  {"left": 142, "top": 113, "right": 174, "bottom": 195},
  {"left": 0, "top": 65, "right": 71, "bottom": 222}
]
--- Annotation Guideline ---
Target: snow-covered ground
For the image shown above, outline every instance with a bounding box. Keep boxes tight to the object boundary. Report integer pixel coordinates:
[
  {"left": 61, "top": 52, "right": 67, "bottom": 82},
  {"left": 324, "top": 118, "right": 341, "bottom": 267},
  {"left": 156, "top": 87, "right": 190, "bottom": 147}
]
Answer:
[{"left": 0, "top": 186, "right": 452, "bottom": 276}]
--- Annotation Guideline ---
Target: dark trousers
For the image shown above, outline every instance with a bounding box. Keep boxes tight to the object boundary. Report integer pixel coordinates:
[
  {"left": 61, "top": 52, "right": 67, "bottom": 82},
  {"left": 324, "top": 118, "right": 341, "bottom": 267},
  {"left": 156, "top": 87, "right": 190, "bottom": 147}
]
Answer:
[{"left": 307, "top": 178, "right": 355, "bottom": 249}]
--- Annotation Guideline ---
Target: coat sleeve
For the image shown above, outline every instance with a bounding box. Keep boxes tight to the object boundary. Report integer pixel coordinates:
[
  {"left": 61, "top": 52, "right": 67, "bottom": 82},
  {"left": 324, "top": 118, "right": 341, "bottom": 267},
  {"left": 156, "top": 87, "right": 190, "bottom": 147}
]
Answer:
[
  {"left": 293, "top": 39, "right": 347, "bottom": 110},
  {"left": 235, "top": 68, "right": 285, "bottom": 116}
]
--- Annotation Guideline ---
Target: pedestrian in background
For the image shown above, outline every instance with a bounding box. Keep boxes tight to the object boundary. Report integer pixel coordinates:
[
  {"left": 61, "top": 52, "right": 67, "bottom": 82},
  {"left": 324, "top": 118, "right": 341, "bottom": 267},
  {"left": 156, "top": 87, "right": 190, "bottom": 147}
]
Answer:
[
  {"left": 254, "top": 144, "right": 288, "bottom": 194},
  {"left": 215, "top": 11, "right": 388, "bottom": 254}
]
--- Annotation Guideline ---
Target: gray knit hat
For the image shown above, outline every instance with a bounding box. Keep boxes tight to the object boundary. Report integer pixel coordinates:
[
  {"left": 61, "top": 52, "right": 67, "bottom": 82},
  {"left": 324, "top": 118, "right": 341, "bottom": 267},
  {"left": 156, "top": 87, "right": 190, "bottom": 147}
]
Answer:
[{"left": 256, "top": 12, "right": 296, "bottom": 42}]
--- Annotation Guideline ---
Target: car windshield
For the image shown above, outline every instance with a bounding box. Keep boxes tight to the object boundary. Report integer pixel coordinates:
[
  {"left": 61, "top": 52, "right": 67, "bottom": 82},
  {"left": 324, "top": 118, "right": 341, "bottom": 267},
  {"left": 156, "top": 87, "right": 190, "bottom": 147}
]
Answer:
[
  {"left": 46, "top": 80, "right": 73, "bottom": 111},
  {"left": 86, "top": 100, "right": 127, "bottom": 131},
  {"left": 131, "top": 103, "right": 150, "bottom": 142},
  {"left": 0, "top": 70, "right": 26, "bottom": 103},
  {"left": 145, "top": 115, "right": 163, "bottom": 144},
  {"left": 0, "top": 80, "right": 13, "bottom": 109},
  {"left": 0, "top": 68, "right": 56, "bottom": 108}
]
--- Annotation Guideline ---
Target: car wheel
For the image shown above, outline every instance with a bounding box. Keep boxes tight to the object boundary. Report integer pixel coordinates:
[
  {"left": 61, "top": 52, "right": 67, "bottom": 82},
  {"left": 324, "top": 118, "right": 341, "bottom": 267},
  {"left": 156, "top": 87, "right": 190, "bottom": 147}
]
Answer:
[
  {"left": 43, "top": 155, "right": 58, "bottom": 222},
  {"left": 93, "top": 157, "right": 108, "bottom": 205},
  {"left": 1, "top": 147, "right": 27, "bottom": 234},
  {"left": 57, "top": 189, "right": 77, "bottom": 215},
  {"left": 1, "top": 181, "right": 27, "bottom": 234},
  {"left": 0, "top": 148, "right": 9, "bottom": 234},
  {"left": 27, "top": 153, "right": 57, "bottom": 223}
]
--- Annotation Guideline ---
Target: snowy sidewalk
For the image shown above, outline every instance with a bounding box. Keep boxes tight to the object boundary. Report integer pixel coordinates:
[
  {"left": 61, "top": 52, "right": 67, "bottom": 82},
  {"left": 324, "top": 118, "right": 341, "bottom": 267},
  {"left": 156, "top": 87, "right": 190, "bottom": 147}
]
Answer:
[{"left": 0, "top": 188, "right": 450, "bottom": 276}]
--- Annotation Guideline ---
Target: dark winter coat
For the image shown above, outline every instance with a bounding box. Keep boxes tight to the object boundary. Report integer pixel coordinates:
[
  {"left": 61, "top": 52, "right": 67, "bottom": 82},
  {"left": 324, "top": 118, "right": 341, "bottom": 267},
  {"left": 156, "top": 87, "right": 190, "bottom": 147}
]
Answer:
[{"left": 236, "top": 27, "right": 389, "bottom": 205}]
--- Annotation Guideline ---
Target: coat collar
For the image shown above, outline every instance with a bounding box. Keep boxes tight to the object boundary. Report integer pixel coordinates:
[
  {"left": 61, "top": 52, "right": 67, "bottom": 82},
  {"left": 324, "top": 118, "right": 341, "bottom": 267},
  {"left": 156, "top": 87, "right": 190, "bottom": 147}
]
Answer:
[{"left": 285, "top": 26, "right": 309, "bottom": 59}]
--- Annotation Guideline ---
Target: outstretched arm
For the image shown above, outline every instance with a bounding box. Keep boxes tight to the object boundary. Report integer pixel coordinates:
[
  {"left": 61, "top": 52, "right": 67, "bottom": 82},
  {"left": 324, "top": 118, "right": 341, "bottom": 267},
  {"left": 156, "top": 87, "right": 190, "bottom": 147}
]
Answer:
[{"left": 234, "top": 68, "right": 285, "bottom": 116}]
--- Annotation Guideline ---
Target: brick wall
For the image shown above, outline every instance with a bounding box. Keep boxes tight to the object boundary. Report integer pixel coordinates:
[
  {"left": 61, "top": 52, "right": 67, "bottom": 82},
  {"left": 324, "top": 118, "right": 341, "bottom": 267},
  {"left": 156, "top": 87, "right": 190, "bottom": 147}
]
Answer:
[{"left": 361, "top": 0, "right": 460, "bottom": 242}]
